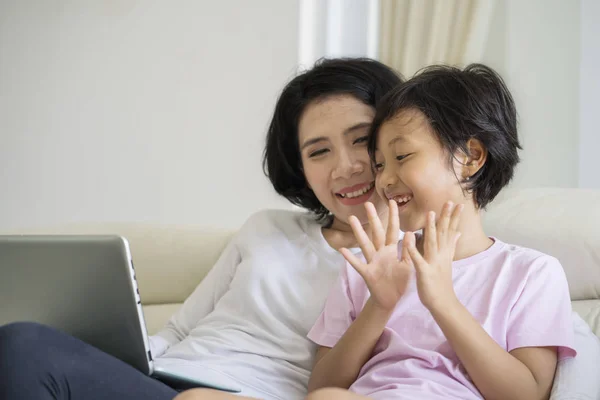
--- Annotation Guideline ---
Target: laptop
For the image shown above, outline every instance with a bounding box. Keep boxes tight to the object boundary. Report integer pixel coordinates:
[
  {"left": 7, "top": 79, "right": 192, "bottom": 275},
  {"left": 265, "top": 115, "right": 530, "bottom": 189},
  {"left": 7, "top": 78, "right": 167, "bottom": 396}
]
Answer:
[{"left": 0, "top": 235, "right": 241, "bottom": 393}]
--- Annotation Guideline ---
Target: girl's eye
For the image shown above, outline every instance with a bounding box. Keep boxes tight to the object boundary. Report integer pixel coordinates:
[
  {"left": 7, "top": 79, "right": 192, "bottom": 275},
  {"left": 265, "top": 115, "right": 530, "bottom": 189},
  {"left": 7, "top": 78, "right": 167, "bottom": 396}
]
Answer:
[
  {"left": 374, "top": 162, "right": 384, "bottom": 171},
  {"left": 396, "top": 154, "right": 408, "bottom": 161},
  {"left": 353, "top": 136, "right": 368, "bottom": 145},
  {"left": 309, "top": 149, "right": 329, "bottom": 158}
]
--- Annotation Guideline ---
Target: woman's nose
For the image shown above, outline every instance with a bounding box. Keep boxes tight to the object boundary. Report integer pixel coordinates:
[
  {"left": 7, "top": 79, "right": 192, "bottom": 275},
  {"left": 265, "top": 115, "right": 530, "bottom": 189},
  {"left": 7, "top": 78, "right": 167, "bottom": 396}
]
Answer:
[{"left": 332, "top": 150, "right": 362, "bottom": 179}]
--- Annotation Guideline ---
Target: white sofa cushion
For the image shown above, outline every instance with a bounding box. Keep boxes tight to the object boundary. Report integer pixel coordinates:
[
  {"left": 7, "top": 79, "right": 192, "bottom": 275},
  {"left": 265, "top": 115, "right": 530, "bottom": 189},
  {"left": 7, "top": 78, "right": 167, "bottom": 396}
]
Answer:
[
  {"left": 550, "top": 312, "right": 600, "bottom": 399},
  {"left": 7, "top": 223, "right": 236, "bottom": 305},
  {"left": 8, "top": 188, "right": 600, "bottom": 337},
  {"left": 484, "top": 188, "right": 600, "bottom": 336},
  {"left": 143, "top": 303, "right": 181, "bottom": 335}
]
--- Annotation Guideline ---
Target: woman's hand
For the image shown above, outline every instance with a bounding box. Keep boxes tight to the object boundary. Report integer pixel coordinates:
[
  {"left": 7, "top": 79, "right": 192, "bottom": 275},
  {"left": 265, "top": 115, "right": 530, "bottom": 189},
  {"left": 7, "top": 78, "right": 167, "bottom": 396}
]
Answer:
[
  {"left": 340, "top": 200, "right": 412, "bottom": 313},
  {"left": 405, "top": 201, "right": 463, "bottom": 312}
]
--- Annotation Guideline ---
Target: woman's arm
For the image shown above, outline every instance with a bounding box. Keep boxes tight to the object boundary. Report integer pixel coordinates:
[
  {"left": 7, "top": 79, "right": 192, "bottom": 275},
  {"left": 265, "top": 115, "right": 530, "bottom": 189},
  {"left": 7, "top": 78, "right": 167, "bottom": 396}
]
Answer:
[
  {"left": 308, "top": 298, "right": 393, "bottom": 392},
  {"left": 149, "top": 237, "right": 241, "bottom": 357},
  {"left": 431, "top": 300, "right": 557, "bottom": 400}
]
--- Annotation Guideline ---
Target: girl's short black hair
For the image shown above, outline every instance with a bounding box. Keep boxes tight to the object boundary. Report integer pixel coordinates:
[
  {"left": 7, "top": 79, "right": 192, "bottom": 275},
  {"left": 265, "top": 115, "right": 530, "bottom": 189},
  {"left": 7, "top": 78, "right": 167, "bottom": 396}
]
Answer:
[
  {"left": 263, "top": 57, "right": 403, "bottom": 221},
  {"left": 368, "top": 63, "right": 521, "bottom": 209}
]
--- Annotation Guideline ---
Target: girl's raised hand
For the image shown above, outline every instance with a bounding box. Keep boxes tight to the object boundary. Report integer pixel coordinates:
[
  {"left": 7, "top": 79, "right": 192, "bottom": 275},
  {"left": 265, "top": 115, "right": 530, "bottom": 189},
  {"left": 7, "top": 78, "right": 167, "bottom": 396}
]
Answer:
[
  {"left": 340, "top": 200, "right": 412, "bottom": 312},
  {"left": 405, "top": 201, "right": 463, "bottom": 311}
]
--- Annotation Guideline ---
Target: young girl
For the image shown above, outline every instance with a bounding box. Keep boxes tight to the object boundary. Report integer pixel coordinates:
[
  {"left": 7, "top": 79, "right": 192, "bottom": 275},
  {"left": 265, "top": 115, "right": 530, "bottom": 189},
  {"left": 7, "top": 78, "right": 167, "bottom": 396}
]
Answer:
[{"left": 306, "top": 64, "right": 576, "bottom": 400}]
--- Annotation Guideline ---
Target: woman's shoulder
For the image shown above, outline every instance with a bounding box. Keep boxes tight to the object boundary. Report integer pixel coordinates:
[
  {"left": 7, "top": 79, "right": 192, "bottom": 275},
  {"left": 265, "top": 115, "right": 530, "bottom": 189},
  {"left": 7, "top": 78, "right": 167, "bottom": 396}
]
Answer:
[{"left": 237, "top": 208, "right": 320, "bottom": 237}]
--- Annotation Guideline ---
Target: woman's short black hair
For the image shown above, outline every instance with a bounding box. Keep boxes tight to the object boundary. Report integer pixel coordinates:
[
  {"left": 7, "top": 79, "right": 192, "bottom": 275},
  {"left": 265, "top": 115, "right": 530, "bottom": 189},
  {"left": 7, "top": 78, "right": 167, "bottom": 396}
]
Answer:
[
  {"left": 263, "top": 57, "right": 403, "bottom": 222},
  {"left": 367, "top": 63, "right": 521, "bottom": 209}
]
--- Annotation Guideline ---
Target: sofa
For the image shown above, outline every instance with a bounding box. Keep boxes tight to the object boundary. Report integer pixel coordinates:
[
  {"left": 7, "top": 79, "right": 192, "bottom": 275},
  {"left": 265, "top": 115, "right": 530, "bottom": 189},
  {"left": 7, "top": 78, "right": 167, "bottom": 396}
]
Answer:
[
  {"left": 482, "top": 187, "right": 600, "bottom": 338},
  {"left": 4, "top": 187, "right": 599, "bottom": 398},
  {"left": 6, "top": 188, "right": 600, "bottom": 379},
  {"left": 11, "top": 187, "right": 597, "bottom": 339}
]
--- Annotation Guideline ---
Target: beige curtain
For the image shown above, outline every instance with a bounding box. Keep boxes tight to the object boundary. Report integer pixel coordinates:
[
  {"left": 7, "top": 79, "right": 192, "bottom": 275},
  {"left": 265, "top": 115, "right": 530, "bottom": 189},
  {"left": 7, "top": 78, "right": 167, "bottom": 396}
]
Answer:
[{"left": 378, "top": 0, "right": 496, "bottom": 77}]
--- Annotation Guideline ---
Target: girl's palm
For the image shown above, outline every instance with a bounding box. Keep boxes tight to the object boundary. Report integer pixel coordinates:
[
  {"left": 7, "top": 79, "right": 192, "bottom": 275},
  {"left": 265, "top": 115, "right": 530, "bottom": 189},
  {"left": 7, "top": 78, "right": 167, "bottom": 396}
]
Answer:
[{"left": 341, "top": 200, "right": 412, "bottom": 312}]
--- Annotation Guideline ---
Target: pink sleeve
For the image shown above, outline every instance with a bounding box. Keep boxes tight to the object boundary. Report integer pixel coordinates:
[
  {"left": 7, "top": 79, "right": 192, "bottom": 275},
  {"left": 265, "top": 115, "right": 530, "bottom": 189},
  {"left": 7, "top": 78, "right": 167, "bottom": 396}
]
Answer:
[
  {"left": 307, "top": 264, "right": 356, "bottom": 348},
  {"left": 507, "top": 256, "right": 577, "bottom": 360}
]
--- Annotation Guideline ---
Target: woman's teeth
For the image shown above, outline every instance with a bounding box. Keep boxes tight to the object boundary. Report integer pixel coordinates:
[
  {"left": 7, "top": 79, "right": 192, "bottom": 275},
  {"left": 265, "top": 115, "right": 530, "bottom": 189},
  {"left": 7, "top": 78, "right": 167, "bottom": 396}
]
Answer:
[{"left": 340, "top": 183, "right": 374, "bottom": 199}]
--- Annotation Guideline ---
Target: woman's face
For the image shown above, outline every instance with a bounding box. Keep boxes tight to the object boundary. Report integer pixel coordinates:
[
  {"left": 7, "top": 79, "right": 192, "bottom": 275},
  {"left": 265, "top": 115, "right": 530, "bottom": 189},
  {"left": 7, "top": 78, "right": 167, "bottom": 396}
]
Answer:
[{"left": 298, "top": 95, "right": 387, "bottom": 230}]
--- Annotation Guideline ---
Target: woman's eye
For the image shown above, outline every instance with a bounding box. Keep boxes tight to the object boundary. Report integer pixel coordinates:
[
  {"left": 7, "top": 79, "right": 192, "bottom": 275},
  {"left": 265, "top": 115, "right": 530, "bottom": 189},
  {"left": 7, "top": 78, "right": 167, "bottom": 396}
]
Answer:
[
  {"left": 309, "top": 149, "right": 329, "bottom": 158},
  {"left": 353, "top": 136, "right": 368, "bottom": 145}
]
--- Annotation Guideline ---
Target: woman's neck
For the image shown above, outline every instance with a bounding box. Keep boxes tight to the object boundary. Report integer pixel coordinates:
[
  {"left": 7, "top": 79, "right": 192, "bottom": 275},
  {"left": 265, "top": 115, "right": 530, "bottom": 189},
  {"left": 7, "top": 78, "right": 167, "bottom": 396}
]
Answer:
[
  {"left": 323, "top": 212, "right": 389, "bottom": 250},
  {"left": 322, "top": 227, "right": 361, "bottom": 250}
]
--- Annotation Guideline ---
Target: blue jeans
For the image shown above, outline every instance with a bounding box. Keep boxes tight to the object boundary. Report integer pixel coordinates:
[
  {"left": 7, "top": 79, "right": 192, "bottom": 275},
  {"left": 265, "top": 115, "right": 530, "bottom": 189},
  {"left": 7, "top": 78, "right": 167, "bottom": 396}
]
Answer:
[{"left": 0, "top": 322, "right": 178, "bottom": 400}]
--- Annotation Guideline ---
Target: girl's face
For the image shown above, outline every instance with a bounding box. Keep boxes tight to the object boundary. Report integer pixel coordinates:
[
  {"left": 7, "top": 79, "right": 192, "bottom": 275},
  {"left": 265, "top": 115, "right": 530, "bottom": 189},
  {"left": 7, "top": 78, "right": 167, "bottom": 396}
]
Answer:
[
  {"left": 374, "top": 109, "right": 475, "bottom": 232},
  {"left": 298, "top": 95, "right": 387, "bottom": 230}
]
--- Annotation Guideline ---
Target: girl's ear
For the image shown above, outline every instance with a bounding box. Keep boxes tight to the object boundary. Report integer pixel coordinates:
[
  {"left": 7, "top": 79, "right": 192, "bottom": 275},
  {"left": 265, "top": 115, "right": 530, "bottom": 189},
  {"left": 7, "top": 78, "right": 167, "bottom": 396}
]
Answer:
[{"left": 462, "top": 138, "right": 487, "bottom": 180}]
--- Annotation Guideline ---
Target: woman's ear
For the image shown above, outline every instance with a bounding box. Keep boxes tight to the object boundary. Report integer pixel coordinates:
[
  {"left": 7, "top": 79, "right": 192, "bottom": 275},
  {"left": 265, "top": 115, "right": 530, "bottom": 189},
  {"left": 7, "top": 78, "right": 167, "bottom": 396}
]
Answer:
[{"left": 463, "top": 138, "right": 487, "bottom": 180}]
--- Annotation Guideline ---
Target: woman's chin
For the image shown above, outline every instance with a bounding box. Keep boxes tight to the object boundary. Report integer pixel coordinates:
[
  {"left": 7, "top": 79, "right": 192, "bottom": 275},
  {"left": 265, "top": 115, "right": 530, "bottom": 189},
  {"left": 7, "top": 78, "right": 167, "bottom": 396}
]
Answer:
[{"left": 329, "top": 195, "right": 388, "bottom": 228}]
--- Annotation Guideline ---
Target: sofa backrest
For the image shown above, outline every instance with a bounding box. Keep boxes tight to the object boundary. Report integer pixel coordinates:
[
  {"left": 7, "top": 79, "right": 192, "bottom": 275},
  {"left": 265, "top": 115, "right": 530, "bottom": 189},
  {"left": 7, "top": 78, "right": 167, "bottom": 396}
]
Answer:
[
  {"left": 4, "top": 187, "right": 599, "bottom": 335},
  {"left": 3, "top": 223, "right": 235, "bottom": 305},
  {"left": 483, "top": 187, "right": 600, "bottom": 335}
]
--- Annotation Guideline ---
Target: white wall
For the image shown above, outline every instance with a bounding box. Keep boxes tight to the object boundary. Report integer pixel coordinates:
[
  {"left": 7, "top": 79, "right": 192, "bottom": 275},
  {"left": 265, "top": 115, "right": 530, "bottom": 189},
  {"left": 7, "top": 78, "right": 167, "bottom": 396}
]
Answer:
[
  {"left": 579, "top": 0, "right": 600, "bottom": 188},
  {"left": 460, "top": 0, "right": 585, "bottom": 189},
  {"left": 302, "top": 0, "right": 584, "bottom": 189},
  {"left": 0, "top": 1, "right": 298, "bottom": 231},
  {"left": 479, "top": 1, "right": 581, "bottom": 188},
  {"left": 504, "top": 0, "right": 580, "bottom": 188}
]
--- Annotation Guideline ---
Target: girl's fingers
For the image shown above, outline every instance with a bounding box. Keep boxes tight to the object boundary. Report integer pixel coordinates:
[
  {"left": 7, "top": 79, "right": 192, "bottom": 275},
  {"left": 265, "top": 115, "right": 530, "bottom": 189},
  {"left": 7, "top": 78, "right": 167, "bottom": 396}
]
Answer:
[
  {"left": 386, "top": 200, "right": 400, "bottom": 246},
  {"left": 405, "top": 231, "right": 427, "bottom": 272},
  {"left": 400, "top": 230, "right": 412, "bottom": 264},
  {"left": 453, "top": 232, "right": 462, "bottom": 247},
  {"left": 424, "top": 211, "right": 437, "bottom": 260},
  {"left": 449, "top": 232, "right": 462, "bottom": 259},
  {"left": 437, "top": 201, "right": 453, "bottom": 245},
  {"left": 365, "top": 202, "right": 386, "bottom": 251},
  {"left": 348, "top": 215, "right": 376, "bottom": 262},
  {"left": 448, "top": 203, "right": 464, "bottom": 233},
  {"left": 340, "top": 247, "right": 368, "bottom": 280}
]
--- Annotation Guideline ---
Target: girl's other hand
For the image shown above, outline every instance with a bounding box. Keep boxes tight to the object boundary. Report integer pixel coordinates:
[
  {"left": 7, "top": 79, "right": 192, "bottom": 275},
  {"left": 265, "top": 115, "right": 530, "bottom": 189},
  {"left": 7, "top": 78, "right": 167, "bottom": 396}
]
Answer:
[{"left": 406, "top": 201, "right": 463, "bottom": 312}]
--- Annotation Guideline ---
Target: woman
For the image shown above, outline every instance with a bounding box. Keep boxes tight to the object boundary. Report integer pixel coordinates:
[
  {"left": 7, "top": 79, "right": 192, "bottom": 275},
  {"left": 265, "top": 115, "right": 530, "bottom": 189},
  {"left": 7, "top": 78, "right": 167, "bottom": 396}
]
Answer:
[
  {"left": 0, "top": 57, "right": 404, "bottom": 400},
  {"left": 175, "top": 63, "right": 600, "bottom": 400}
]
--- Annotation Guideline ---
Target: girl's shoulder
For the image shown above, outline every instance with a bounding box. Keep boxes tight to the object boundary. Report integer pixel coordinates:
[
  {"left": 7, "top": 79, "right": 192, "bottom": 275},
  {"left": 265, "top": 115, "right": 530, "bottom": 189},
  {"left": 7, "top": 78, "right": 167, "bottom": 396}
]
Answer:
[
  {"left": 487, "top": 239, "right": 565, "bottom": 281},
  {"left": 498, "top": 240, "right": 560, "bottom": 265}
]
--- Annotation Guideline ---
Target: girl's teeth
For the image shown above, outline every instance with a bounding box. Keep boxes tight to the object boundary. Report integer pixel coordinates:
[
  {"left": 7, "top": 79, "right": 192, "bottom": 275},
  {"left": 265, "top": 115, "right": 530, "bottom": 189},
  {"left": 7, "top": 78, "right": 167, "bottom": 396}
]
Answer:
[{"left": 394, "top": 195, "right": 413, "bottom": 204}]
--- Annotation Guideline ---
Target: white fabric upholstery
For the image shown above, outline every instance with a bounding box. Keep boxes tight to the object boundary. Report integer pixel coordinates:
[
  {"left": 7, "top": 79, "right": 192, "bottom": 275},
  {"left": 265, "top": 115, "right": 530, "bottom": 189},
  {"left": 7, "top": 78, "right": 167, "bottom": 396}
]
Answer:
[
  {"left": 483, "top": 187, "right": 600, "bottom": 336},
  {"left": 143, "top": 303, "right": 181, "bottom": 336},
  {"left": 550, "top": 312, "right": 600, "bottom": 399},
  {"left": 5, "top": 188, "right": 599, "bottom": 340},
  {"left": 8, "top": 223, "right": 235, "bottom": 306}
]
